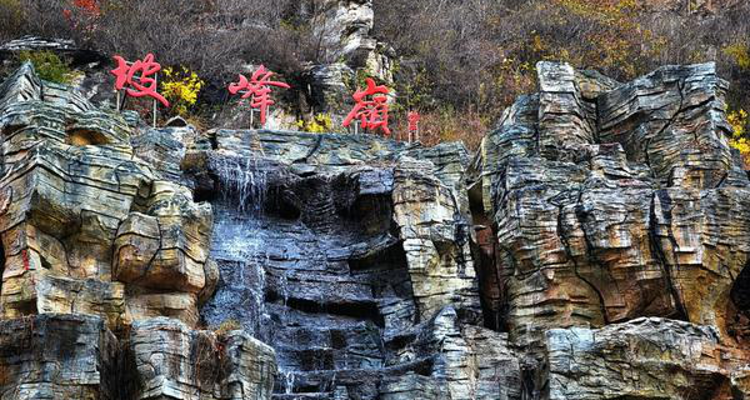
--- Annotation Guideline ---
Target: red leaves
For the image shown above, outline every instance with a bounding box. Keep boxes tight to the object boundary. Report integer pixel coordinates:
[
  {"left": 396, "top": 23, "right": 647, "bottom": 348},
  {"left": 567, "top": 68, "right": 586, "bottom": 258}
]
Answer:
[{"left": 72, "top": 0, "right": 100, "bottom": 16}]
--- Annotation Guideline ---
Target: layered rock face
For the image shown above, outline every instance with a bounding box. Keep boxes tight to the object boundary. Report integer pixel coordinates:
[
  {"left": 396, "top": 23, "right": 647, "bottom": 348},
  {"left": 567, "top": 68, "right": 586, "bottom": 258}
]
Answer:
[
  {"left": 471, "top": 61, "right": 750, "bottom": 397},
  {"left": 0, "top": 62, "right": 216, "bottom": 329},
  {"left": 0, "top": 63, "right": 276, "bottom": 399},
  {"left": 1, "top": 57, "right": 750, "bottom": 399},
  {"left": 187, "top": 128, "right": 486, "bottom": 398}
]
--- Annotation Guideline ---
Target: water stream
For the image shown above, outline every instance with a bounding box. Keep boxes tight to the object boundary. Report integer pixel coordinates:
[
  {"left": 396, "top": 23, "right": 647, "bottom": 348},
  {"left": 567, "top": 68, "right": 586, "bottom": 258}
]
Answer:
[{"left": 201, "top": 155, "right": 416, "bottom": 398}]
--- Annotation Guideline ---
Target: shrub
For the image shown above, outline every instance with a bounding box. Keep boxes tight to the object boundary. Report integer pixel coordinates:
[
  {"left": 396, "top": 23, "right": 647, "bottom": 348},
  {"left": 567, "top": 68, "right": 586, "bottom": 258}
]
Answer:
[
  {"left": 374, "top": 0, "right": 750, "bottom": 148},
  {"left": 723, "top": 43, "right": 750, "bottom": 71},
  {"left": 161, "top": 66, "right": 205, "bottom": 118},
  {"left": 18, "top": 50, "right": 74, "bottom": 84},
  {"left": 728, "top": 108, "right": 750, "bottom": 167},
  {"left": 0, "top": 0, "right": 24, "bottom": 41},
  {"left": 296, "top": 113, "right": 333, "bottom": 133},
  {"left": 0, "top": 0, "right": 318, "bottom": 89},
  {"left": 4, "top": 0, "right": 750, "bottom": 151},
  {"left": 406, "top": 107, "right": 487, "bottom": 151},
  {"left": 212, "top": 319, "right": 242, "bottom": 336}
]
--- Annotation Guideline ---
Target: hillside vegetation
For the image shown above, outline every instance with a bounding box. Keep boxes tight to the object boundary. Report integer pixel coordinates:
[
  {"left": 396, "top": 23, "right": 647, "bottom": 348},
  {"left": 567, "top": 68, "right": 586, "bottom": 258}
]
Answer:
[{"left": 1, "top": 0, "right": 748, "bottom": 157}]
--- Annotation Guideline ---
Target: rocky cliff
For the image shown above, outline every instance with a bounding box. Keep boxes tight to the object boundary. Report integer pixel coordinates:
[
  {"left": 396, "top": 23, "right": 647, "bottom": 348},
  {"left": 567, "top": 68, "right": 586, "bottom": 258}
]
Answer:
[{"left": 0, "top": 56, "right": 749, "bottom": 400}]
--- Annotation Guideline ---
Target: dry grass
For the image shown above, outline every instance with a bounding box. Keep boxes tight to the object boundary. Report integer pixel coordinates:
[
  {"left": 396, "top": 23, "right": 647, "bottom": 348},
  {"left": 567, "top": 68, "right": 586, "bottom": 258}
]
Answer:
[{"left": 2, "top": 0, "right": 749, "bottom": 149}]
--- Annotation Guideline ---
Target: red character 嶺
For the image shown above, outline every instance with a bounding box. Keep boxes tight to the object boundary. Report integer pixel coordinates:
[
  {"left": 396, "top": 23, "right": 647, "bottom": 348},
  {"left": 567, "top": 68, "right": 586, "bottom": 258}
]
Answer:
[
  {"left": 228, "top": 65, "right": 291, "bottom": 126},
  {"left": 343, "top": 78, "right": 391, "bottom": 136},
  {"left": 110, "top": 53, "right": 169, "bottom": 107}
]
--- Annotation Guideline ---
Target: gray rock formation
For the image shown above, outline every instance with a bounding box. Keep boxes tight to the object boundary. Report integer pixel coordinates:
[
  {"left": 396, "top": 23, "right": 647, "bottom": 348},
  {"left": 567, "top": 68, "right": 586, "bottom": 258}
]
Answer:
[
  {"left": 311, "top": 0, "right": 394, "bottom": 82},
  {"left": 0, "top": 63, "right": 276, "bottom": 399},
  {"left": 187, "top": 128, "right": 484, "bottom": 398},
  {"left": 0, "top": 36, "right": 111, "bottom": 106},
  {"left": 0, "top": 314, "right": 117, "bottom": 399},
  {"left": 123, "top": 317, "right": 276, "bottom": 400},
  {"left": 470, "top": 60, "right": 750, "bottom": 398},
  {"left": 1, "top": 54, "right": 750, "bottom": 400},
  {"left": 543, "top": 318, "right": 736, "bottom": 399}
]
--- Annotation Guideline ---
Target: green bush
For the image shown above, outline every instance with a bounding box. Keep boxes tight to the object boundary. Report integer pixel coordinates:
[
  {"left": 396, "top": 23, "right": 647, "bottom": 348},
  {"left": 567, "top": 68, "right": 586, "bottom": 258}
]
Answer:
[{"left": 18, "top": 50, "right": 74, "bottom": 84}]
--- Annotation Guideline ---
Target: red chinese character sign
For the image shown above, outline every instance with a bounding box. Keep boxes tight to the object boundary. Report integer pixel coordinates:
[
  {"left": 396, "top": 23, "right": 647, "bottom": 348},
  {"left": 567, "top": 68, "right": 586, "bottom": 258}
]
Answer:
[
  {"left": 343, "top": 78, "right": 391, "bottom": 136},
  {"left": 111, "top": 53, "right": 169, "bottom": 107},
  {"left": 228, "top": 65, "right": 291, "bottom": 127},
  {"left": 110, "top": 53, "right": 169, "bottom": 127},
  {"left": 407, "top": 111, "right": 420, "bottom": 142}
]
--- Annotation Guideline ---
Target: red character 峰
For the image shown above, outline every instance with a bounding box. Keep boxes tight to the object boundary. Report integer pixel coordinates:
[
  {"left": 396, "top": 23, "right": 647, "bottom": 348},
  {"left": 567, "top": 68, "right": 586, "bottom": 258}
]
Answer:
[
  {"left": 110, "top": 53, "right": 169, "bottom": 107},
  {"left": 228, "top": 65, "right": 291, "bottom": 126},
  {"left": 343, "top": 78, "right": 391, "bottom": 136}
]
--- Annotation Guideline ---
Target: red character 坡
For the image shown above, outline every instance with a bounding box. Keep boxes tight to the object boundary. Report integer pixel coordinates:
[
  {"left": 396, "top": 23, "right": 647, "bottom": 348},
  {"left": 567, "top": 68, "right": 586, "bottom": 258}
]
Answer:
[
  {"left": 110, "top": 53, "right": 169, "bottom": 107},
  {"left": 228, "top": 65, "right": 291, "bottom": 126},
  {"left": 343, "top": 78, "right": 391, "bottom": 136}
]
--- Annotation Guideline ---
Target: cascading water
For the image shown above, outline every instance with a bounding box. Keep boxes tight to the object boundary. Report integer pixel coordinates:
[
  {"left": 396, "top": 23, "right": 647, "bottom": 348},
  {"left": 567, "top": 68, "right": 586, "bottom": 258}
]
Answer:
[
  {"left": 203, "top": 155, "right": 271, "bottom": 338},
  {"left": 201, "top": 153, "right": 417, "bottom": 399}
]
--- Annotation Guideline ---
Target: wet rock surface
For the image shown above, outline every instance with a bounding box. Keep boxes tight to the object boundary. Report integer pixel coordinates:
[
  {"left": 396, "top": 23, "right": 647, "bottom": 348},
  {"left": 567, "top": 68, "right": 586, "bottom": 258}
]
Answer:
[
  {"left": 189, "top": 127, "right": 483, "bottom": 399},
  {"left": 1, "top": 58, "right": 750, "bottom": 399}
]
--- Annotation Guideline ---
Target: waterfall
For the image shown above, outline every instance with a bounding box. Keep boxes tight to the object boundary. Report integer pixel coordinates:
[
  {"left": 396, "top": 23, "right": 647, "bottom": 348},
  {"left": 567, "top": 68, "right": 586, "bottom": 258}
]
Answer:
[
  {"left": 201, "top": 152, "right": 403, "bottom": 399},
  {"left": 213, "top": 155, "right": 268, "bottom": 215},
  {"left": 282, "top": 370, "right": 295, "bottom": 394},
  {"left": 206, "top": 154, "right": 272, "bottom": 338}
]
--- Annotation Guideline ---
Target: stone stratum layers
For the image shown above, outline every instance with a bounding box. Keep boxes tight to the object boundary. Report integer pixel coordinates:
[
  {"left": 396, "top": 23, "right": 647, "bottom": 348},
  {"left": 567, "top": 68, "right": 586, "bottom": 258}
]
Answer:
[
  {"left": 0, "top": 59, "right": 749, "bottom": 399},
  {"left": 471, "top": 61, "right": 750, "bottom": 398},
  {"left": 0, "top": 62, "right": 275, "bottom": 399}
]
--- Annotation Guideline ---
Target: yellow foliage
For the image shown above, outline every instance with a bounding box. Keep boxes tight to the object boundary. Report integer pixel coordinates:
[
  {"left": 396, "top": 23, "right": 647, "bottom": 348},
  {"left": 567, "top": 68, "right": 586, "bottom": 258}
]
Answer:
[
  {"left": 556, "top": 0, "right": 641, "bottom": 22},
  {"left": 546, "top": 0, "right": 657, "bottom": 78},
  {"left": 160, "top": 66, "right": 204, "bottom": 117},
  {"left": 0, "top": 0, "right": 22, "bottom": 18},
  {"left": 296, "top": 113, "right": 333, "bottom": 133},
  {"left": 723, "top": 43, "right": 750, "bottom": 71},
  {"left": 728, "top": 109, "right": 750, "bottom": 163}
]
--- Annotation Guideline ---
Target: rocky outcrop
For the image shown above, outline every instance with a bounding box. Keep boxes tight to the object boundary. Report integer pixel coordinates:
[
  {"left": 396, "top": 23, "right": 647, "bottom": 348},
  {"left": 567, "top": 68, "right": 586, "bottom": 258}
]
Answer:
[
  {"left": 0, "top": 63, "right": 275, "bottom": 399},
  {"left": 0, "top": 314, "right": 117, "bottom": 399},
  {"left": 381, "top": 307, "right": 520, "bottom": 400},
  {"left": 302, "top": 63, "right": 356, "bottom": 128},
  {"left": 542, "top": 318, "right": 738, "bottom": 399},
  {"left": 1, "top": 51, "right": 750, "bottom": 399},
  {"left": 122, "top": 318, "right": 276, "bottom": 400},
  {"left": 311, "top": 0, "right": 394, "bottom": 82},
  {"left": 470, "top": 60, "right": 750, "bottom": 398},
  {"left": 0, "top": 36, "right": 112, "bottom": 106},
  {"left": 0, "top": 62, "right": 216, "bottom": 329}
]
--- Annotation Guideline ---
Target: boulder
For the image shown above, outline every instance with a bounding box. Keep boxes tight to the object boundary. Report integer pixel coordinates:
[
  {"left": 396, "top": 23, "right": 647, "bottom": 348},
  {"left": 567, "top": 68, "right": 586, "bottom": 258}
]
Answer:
[
  {"left": 0, "top": 314, "right": 117, "bottom": 400},
  {"left": 123, "top": 317, "right": 277, "bottom": 400},
  {"left": 542, "top": 318, "right": 737, "bottom": 400},
  {"left": 0, "top": 62, "right": 217, "bottom": 330}
]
